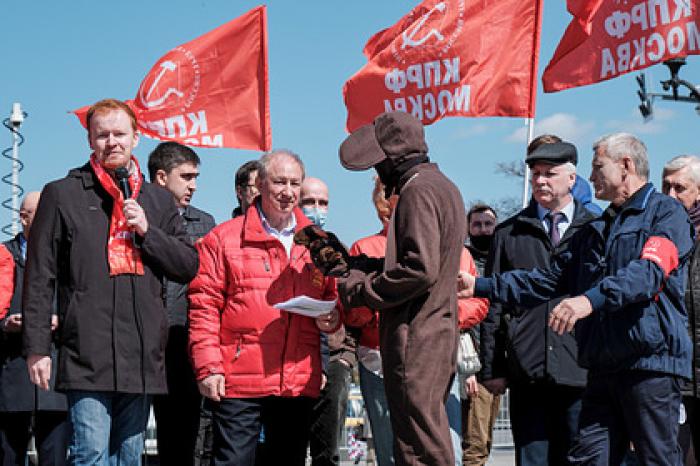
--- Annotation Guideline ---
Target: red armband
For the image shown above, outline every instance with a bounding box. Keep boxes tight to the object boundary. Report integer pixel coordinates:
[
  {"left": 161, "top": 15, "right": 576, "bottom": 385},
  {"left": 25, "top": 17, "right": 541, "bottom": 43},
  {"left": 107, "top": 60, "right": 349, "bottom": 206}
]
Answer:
[{"left": 640, "top": 236, "right": 679, "bottom": 278}]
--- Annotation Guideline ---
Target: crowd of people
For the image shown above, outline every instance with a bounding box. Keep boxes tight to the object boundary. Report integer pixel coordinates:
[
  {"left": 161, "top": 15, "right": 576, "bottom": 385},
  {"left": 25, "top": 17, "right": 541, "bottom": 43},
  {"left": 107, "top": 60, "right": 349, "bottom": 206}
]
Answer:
[{"left": 0, "top": 98, "right": 696, "bottom": 466}]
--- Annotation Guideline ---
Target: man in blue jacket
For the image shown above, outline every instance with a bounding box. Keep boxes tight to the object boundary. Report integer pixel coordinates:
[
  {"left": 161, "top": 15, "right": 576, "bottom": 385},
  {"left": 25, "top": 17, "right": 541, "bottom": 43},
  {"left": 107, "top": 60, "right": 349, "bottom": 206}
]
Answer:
[{"left": 461, "top": 132, "right": 694, "bottom": 466}]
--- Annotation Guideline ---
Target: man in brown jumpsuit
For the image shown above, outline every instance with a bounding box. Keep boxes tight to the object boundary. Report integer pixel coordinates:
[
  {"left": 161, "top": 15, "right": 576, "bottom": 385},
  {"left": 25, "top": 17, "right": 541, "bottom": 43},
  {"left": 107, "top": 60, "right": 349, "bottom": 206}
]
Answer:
[{"left": 335, "top": 111, "right": 467, "bottom": 466}]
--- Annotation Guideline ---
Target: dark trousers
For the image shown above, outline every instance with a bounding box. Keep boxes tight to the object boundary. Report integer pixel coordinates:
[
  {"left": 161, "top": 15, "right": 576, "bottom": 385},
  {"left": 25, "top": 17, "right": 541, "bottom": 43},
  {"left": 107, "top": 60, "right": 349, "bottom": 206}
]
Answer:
[
  {"left": 309, "top": 360, "right": 352, "bottom": 466},
  {"left": 194, "top": 400, "right": 214, "bottom": 466},
  {"left": 211, "top": 396, "right": 314, "bottom": 466},
  {"left": 0, "top": 411, "right": 70, "bottom": 466},
  {"left": 509, "top": 381, "right": 583, "bottom": 466},
  {"left": 569, "top": 370, "right": 682, "bottom": 466},
  {"left": 679, "top": 395, "right": 700, "bottom": 466},
  {"left": 153, "top": 326, "right": 201, "bottom": 466}
]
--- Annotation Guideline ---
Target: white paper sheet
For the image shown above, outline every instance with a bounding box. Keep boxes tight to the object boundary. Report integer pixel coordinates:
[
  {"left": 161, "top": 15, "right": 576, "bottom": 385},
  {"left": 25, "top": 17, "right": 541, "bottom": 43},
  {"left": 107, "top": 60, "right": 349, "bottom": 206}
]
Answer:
[{"left": 273, "top": 295, "right": 336, "bottom": 317}]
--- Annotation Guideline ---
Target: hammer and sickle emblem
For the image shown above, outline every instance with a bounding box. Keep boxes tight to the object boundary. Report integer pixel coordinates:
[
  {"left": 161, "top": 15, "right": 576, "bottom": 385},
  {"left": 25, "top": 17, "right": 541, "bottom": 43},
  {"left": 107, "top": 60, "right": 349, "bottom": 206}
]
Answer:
[
  {"left": 401, "top": 2, "right": 447, "bottom": 50},
  {"left": 140, "top": 60, "right": 185, "bottom": 109}
]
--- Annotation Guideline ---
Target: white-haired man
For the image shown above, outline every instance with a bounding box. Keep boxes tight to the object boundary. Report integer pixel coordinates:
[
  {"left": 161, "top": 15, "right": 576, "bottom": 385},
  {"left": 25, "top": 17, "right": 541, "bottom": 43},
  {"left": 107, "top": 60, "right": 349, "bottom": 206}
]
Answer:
[
  {"left": 462, "top": 133, "right": 694, "bottom": 465},
  {"left": 188, "top": 150, "right": 339, "bottom": 466},
  {"left": 479, "top": 137, "right": 596, "bottom": 466},
  {"left": 663, "top": 154, "right": 700, "bottom": 463}
]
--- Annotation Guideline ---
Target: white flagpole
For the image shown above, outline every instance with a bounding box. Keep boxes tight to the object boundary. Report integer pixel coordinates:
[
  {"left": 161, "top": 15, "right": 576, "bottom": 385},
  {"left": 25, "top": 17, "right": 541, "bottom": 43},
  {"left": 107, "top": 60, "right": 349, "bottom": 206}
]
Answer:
[{"left": 522, "top": 117, "right": 535, "bottom": 207}]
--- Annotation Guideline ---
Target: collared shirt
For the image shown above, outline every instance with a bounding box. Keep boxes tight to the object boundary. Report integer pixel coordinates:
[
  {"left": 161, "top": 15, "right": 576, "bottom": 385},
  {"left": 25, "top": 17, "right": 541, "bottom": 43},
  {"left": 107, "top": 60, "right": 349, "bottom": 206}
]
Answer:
[
  {"left": 537, "top": 199, "right": 575, "bottom": 239},
  {"left": 257, "top": 204, "right": 296, "bottom": 257}
]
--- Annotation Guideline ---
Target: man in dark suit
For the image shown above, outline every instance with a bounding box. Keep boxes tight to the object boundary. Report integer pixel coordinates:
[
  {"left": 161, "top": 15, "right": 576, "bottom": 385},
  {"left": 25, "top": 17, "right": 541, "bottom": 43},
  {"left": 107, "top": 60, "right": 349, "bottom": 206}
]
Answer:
[
  {"left": 479, "top": 137, "right": 596, "bottom": 466},
  {"left": 148, "top": 142, "right": 216, "bottom": 466},
  {"left": 0, "top": 192, "right": 69, "bottom": 465}
]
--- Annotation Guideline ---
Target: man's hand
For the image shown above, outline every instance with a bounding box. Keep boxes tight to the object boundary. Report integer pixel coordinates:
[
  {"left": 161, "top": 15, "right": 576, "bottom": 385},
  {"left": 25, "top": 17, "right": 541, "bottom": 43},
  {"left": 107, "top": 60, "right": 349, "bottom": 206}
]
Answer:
[
  {"left": 27, "top": 355, "right": 51, "bottom": 390},
  {"left": 464, "top": 375, "right": 479, "bottom": 398},
  {"left": 316, "top": 307, "right": 340, "bottom": 333},
  {"left": 548, "top": 295, "right": 593, "bottom": 335},
  {"left": 457, "top": 271, "right": 475, "bottom": 299},
  {"left": 482, "top": 377, "right": 507, "bottom": 395},
  {"left": 123, "top": 199, "right": 148, "bottom": 236},
  {"left": 198, "top": 374, "right": 226, "bottom": 402},
  {"left": 3, "top": 314, "right": 22, "bottom": 333}
]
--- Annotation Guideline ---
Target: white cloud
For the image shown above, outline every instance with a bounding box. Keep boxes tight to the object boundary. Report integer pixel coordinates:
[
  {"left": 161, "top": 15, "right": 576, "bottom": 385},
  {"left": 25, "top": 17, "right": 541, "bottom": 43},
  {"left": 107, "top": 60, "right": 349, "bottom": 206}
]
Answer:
[
  {"left": 451, "top": 123, "right": 489, "bottom": 140},
  {"left": 604, "top": 107, "right": 676, "bottom": 135},
  {"left": 505, "top": 113, "right": 595, "bottom": 144}
]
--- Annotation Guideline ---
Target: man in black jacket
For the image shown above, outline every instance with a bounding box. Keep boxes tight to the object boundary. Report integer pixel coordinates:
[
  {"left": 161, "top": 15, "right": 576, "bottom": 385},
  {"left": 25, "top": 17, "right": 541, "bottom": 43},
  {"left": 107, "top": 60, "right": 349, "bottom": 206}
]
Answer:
[
  {"left": 148, "top": 142, "right": 216, "bottom": 466},
  {"left": 479, "top": 137, "right": 595, "bottom": 466},
  {"left": 662, "top": 154, "right": 700, "bottom": 464},
  {"left": 0, "top": 192, "right": 70, "bottom": 465},
  {"left": 463, "top": 203, "right": 499, "bottom": 466},
  {"left": 232, "top": 160, "right": 260, "bottom": 218},
  {"left": 23, "top": 99, "right": 198, "bottom": 465}
]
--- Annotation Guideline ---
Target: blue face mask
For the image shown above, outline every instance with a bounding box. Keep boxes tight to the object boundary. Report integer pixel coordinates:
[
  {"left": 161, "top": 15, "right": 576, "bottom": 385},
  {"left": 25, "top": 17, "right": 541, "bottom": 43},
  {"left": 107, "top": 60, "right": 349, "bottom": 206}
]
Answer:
[{"left": 302, "top": 206, "right": 328, "bottom": 228}]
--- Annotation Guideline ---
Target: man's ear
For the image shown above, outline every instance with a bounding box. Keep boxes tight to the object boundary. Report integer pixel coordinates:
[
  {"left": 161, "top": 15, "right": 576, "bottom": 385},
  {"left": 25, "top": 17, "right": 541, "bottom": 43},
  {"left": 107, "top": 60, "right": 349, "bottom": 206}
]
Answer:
[
  {"left": 154, "top": 169, "right": 168, "bottom": 187},
  {"left": 622, "top": 155, "right": 635, "bottom": 177}
]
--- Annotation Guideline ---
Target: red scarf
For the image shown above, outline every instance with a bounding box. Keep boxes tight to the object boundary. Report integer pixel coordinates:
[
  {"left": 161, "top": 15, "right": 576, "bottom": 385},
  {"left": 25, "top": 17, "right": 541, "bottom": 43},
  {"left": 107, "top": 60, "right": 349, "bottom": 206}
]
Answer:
[{"left": 89, "top": 154, "right": 145, "bottom": 276}]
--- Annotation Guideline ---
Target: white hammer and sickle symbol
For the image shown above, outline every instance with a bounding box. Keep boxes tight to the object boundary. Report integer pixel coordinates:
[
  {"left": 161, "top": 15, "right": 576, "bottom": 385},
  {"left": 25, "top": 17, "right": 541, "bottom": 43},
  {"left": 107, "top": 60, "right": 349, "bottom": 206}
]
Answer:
[
  {"left": 401, "top": 2, "right": 447, "bottom": 50},
  {"left": 141, "top": 61, "right": 185, "bottom": 108}
]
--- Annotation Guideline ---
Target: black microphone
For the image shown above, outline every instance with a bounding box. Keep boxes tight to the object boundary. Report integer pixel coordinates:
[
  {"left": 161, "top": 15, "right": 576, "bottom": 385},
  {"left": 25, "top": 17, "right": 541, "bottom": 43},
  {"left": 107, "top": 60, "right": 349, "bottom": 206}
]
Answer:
[
  {"left": 114, "top": 167, "right": 131, "bottom": 199},
  {"left": 114, "top": 167, "right": 137, "bottom": 245}
]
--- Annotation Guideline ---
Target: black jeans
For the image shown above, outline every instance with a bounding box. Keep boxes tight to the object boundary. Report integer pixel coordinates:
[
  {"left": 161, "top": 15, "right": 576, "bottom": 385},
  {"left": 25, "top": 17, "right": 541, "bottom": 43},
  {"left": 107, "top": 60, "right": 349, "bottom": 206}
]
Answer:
[
  {"left": 0, "top": 411, "right": 70, "bottom": 466},
  {"left": 569, "top": 370, "right": 682, "bottom": 466},
  {"left": 679, "top": 395, "right": 700, "bottom": 465},
  {"left": 509, "top": 381, "right": 583, "bottom": 466},
  {"left": 153, "top": 326, "right": 202, "bottom": 466},
  {"left": 309, "top": 360, "right": 352, "bottom": 466},
  {"left": 211, "top": 396, "right": 314, "bottom": 466}
]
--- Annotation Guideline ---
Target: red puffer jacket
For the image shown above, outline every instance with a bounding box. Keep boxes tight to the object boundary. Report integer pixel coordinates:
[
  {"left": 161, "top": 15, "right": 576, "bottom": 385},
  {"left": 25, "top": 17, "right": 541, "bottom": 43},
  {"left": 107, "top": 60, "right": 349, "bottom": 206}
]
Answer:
[
  {"left": 188, "top": 206, "right": 337, "bottom": 399},
  {"left": 0, "top": 245, "right": 13, "bottom": 320}
]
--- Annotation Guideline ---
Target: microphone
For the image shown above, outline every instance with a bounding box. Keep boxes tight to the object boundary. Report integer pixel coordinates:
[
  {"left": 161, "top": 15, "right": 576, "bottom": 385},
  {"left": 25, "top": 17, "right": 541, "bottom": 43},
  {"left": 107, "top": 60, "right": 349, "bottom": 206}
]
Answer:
[
  {"left": 114, "top": 167, "right": 131, "bottom": 200},
  {"left": 114, "top": 167, "right": 137, "bottom": 245}
]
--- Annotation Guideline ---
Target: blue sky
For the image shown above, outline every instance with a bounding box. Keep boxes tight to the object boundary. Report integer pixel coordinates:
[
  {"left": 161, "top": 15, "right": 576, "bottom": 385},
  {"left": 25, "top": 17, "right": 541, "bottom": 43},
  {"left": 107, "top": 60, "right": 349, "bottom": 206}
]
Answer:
[{"left": 2, "top": 1, "right": 699, "bottom": 245}]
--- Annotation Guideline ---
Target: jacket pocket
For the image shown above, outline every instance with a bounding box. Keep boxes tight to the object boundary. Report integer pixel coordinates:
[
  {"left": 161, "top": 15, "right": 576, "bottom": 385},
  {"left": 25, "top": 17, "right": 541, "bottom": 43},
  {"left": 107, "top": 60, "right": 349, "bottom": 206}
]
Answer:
[
  {"left": 57, "top": 291, "right": 79, "bottom": 351},
  {"left": 221, "top": 334, "right": 245, "bottom": 375},
  {"left": 597, "top": 305, "right": 665, "bottom": 370},
  {"left": 608, "top": 228, "right": 647, "bottom": 272},
  {"left": 627, "top": 306, "right": 665, "bottom": 356}
]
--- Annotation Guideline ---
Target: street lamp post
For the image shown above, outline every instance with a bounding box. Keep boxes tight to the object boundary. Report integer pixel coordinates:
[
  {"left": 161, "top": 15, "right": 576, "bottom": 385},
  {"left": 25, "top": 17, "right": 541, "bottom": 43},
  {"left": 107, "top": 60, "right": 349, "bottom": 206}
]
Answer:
[{"left": 636, "top": 57, "right": 700, "bottom": 120}]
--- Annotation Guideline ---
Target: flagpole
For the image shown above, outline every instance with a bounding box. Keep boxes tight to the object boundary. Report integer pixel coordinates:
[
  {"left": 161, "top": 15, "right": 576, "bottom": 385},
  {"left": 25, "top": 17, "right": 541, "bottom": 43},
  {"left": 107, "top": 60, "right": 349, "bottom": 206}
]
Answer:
[{"left": 522, "top": 117, "right": 535, "bottom": 207}]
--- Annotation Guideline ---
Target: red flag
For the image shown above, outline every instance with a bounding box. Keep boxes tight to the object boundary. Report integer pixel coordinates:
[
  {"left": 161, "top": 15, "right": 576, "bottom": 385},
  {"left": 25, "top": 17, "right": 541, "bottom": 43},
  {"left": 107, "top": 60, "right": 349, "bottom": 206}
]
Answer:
[
  {"left": 543, "top": 0, "right": 700, "bottom": 92},
  {"left": 343, "top": 0, "right": 543, "bottom": 132},
  {"left": 74, "top": 6, "right": 271, "bottom": 151}
]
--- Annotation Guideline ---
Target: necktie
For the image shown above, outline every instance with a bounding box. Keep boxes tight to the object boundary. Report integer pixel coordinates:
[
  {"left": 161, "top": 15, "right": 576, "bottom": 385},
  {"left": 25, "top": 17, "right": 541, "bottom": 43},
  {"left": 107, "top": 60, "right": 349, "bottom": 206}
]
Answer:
[{"left": 547, "top": 212, "right": 564, "bottom": 246}]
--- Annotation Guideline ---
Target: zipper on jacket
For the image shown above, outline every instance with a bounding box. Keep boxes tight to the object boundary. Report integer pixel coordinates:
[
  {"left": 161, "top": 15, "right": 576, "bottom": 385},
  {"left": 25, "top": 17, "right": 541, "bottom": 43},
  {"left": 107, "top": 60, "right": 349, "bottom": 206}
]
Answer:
[
  {"left": 263, "top": 259, "right": 270, "bottom": 272},
  {"left": 234, "top": 337, "right": 242, "bottom": 360}
]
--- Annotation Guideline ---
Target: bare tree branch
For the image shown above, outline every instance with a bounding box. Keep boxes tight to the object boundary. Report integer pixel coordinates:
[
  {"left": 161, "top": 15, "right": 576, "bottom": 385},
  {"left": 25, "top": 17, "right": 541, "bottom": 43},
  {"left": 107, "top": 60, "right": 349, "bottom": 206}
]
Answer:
[{"left": 494, "top": 161, "right": 525, "bottom": 179}]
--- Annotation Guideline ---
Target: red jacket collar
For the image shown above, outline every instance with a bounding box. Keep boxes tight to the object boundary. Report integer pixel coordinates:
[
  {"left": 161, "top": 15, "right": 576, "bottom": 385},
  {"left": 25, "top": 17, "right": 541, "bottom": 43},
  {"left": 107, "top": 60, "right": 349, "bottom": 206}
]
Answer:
[{"left": 242, "top": 203, "right": 312, "bottom": 244}]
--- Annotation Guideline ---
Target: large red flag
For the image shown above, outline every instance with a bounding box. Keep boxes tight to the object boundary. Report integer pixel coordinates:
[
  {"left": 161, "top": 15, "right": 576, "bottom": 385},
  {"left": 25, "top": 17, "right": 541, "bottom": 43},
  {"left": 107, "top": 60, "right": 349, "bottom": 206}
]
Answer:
[
  {"left": 543, "top": 0, "right": 700, "bottom": 92},
  {"left": 74, "top": 6, "right": 271, "bottom": 151},
  {"left": 343, "top": 0, "right": 543, "bottom": 132}
]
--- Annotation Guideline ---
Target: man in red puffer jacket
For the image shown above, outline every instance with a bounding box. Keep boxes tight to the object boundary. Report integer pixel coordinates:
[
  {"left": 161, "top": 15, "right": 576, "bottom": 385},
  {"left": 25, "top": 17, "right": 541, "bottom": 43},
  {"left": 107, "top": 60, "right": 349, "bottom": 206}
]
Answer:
[{"left": 188, "top": 150, "right": 339, "bottom": 466}]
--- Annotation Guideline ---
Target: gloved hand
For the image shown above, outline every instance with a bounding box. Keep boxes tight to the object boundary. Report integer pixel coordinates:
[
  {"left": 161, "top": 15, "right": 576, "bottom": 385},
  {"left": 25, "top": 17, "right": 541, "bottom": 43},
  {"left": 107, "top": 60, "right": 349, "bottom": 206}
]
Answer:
[{"left": 294, "top": 225, "right": 351, "bottom": 276}]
